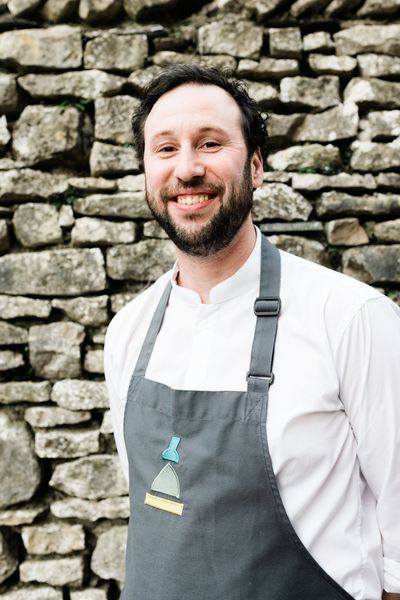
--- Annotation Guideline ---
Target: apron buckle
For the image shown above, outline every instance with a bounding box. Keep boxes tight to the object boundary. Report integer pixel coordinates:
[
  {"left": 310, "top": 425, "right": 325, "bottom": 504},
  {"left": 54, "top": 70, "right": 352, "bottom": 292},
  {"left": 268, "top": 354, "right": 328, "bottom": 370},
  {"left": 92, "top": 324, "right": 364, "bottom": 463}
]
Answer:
[{"left": 254, "top": 297, "right": 281, "bottom": 317}]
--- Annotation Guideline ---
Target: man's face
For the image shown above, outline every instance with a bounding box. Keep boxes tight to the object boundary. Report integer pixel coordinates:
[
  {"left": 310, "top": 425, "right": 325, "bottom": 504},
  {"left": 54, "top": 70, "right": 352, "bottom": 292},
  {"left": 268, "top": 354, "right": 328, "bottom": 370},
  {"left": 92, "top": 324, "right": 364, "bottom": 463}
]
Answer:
[{"left": 143, "top": 84, "right": 263, "bottom": 257}]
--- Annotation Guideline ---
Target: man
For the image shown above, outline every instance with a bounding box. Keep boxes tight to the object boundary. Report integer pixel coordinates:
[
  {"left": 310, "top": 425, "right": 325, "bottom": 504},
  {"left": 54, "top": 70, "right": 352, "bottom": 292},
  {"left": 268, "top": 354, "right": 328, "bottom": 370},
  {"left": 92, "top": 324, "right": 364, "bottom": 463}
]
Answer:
[{"left": 104, "top": 65, "right": 400, "bottom": 600}]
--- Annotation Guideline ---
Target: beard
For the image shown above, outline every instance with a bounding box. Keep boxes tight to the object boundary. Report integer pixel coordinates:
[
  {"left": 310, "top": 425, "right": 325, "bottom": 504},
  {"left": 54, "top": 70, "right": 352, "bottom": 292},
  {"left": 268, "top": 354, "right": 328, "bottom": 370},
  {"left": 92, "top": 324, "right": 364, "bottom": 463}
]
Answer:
[{"left": 145, "top": 160, "right": 254, "bottom": 257}]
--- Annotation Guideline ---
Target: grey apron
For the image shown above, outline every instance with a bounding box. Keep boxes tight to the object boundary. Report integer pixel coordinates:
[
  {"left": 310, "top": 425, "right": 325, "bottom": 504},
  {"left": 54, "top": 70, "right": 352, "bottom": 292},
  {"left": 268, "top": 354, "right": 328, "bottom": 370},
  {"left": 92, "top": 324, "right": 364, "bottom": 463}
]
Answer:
[{"left": 121, "top": 235, "right": 354, "bottom": 600}]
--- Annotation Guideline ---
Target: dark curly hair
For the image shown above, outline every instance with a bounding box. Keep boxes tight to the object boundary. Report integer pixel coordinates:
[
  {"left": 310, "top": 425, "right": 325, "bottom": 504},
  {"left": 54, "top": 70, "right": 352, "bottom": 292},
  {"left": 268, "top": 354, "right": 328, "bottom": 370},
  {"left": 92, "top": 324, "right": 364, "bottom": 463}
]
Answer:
[{"left": 131, "top": 64, "right": 268, "bottom": 163}]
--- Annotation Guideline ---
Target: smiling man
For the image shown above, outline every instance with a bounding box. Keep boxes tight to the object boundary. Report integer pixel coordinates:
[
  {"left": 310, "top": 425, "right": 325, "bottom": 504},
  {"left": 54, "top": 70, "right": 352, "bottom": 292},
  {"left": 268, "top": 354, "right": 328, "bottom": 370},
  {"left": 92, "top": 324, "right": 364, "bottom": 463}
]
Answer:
[{"left": 104, "top": 65, "right": 400, "bottom": 600}]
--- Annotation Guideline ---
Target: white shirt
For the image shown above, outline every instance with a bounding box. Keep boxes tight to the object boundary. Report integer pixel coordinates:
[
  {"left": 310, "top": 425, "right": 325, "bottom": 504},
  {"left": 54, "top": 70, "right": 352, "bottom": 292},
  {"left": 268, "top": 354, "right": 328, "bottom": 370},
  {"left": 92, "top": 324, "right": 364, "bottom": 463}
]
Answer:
[{"left": 104, "top": 229, "right": 400, "bottom": 600}]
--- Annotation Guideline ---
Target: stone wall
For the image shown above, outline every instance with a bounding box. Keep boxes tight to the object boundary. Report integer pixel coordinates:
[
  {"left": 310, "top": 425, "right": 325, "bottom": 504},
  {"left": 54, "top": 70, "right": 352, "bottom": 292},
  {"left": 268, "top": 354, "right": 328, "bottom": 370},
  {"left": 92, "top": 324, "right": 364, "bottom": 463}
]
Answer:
[{"left": 0, "top": 0, "right": 399, "bottom": 598}]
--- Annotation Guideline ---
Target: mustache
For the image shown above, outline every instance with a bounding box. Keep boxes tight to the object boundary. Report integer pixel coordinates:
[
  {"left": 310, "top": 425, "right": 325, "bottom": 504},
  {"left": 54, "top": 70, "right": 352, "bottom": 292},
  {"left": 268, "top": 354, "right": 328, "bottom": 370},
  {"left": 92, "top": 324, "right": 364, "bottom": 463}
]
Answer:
[{"left": 160, "top": 178, "right": 225, "bottom": 201}]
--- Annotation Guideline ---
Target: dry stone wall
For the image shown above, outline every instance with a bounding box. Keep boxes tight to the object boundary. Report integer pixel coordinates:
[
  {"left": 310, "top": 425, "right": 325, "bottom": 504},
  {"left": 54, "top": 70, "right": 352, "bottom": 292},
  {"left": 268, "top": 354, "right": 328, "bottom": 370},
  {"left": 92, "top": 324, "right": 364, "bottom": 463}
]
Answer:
[{"left": 0, "top": 0, "right": 399, "bottom": 597}]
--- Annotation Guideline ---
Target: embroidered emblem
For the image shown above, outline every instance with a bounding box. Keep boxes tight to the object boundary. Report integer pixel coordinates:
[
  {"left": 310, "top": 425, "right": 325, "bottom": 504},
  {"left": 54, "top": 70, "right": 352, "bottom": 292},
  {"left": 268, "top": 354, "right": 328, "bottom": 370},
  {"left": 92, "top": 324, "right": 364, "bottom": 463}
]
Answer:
[
  {"left": 151, "top": 463, "right": 180, "bottom": 498},
  {"left": 145, "top": 493, "right": 184, "bottom": 516},
  {"left": 162, "top": 436, "right": 181, "bottom": 464}
]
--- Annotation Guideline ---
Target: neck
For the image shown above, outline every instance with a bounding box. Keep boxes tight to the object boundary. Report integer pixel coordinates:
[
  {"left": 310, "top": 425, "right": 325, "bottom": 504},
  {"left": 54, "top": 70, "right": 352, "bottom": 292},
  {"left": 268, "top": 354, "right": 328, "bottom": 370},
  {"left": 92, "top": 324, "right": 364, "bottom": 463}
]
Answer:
[{"left": 175, "top": 217, "right": 256, "bottom": 304}]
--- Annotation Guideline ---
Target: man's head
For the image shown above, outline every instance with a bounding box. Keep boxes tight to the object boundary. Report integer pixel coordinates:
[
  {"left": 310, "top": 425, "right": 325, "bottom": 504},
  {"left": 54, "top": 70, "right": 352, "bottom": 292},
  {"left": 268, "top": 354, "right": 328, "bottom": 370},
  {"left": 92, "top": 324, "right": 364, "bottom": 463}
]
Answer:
[{"left": 132, "top": 65, "right": 267, "bottom": 257}]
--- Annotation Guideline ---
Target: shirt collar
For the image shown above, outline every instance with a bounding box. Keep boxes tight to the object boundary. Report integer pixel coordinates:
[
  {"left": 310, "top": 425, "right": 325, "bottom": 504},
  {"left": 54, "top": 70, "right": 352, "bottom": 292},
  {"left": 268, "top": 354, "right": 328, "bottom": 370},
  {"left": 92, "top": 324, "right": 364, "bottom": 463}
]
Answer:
[{"left": 170, "top": 227, "right": 262, "bottom": 305}]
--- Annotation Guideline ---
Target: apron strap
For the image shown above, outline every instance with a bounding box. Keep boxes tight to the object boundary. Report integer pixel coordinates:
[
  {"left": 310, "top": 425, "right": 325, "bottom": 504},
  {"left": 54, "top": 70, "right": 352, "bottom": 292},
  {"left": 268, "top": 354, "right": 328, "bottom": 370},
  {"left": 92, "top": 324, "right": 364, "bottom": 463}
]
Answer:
[
  {"left": 247, "top": 235, "right": 281, "bottom": 394},
  {"left": 132, "top": 280, "right": 172, "bottom": 378}
]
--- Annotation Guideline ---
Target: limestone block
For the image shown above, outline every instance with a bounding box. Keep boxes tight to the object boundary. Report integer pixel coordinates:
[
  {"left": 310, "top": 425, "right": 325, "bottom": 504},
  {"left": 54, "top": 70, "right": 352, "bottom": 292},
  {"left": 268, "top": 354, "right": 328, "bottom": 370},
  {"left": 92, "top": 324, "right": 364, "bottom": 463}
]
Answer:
[
  {"left": 90, "top": 141, "right": 139, "bottom": 176},
  {"left": 308, "top": 54, "right": 357, "bottom": 76},
  {"left": 376, "top": 172, "right": 400, "bottom": 189},
  {"left": 35, "top": 428, "right": 100, "bottom": 458},
  {"left": 0, "top": 74, "right": 17, "bottom": 115},
  {"left": 0, "top": 321, "right": 28, "bottom": 345},
  {"left": 0, "top": 296, "right": 51, "bottom": 319},
  {"left": 291, "top": 173, "right": 376, "bottom": 192},
  {"left": 91, "top": 525, "right": 127, "bottom": 582},
  {"left": 344, "top": 78, "right": 400, "bottom": 110},
  {"left": 324, "top": 0, "right": 354, "bottom": 16},
  {"left": 374, "top": 219, "right": 400, "bottom": 242},
  {"left": 127, "top": 65, "right": 163, "bottom": 94},
  {"left": 0, "top": 115, "right": 10, "bottom": 149},
  {"left": 358, "top": 54, "right": 400, "bottom": 78},
  {"left": 269, "top": 27, "right": 302, "bottom": 59},
  {"left": 21, "top": 523, "right": 85, "bottom": 555},
  {"left": 84, "top": 349, "right": 104, "bottom": 374},
  {"left": 152, "top": 51, "right": 236, "bottom": 70},
  {"left": 358, "top": 0, "right": 400, "bottom": 16},
  {"left": 20, "top": 556, "right": 84, "bottom": 587},
  {"left": 12, "top": 106, "right": 84, "bottom": 167},
  {"left": 106, "top": 239, "right": 176, "bottom": 281},
  {"left": 293, "top": 103, "right": 358, "bottom": 143},
  {"left": 244, "top": 80, "right": 279, "bottom": 109},
  {"left": 100, "top": 410, "right": 113, "bottom": 434},
  {"left": 0, "top": 411, "right": 41, "bottom": 508},
  {"left": 74, "top": 192, "right": 151, "bottom": 219},
  {"left": 118, "top": 173, "right": 144, "bottom": 192},
  {"left": 290, "top": 0, "right": 329, "bottom": 17},
  {"left": 334, "top": 24, "right": 400, "bottom": 57},
  {"left": 71, "top": 217, "right": 136, "bottom": 247},
  {"left": 280, "top": 76, "right": 340, "bottom": 109},
  {"left": 350, "top": 139, "right": 400, "bottom": 172},
  {"left": 237, "top": 58, "right": 299, "bottom": 79},
  {"left": 51, "top": 496, "right": 129, "bottom": 521},
  {"left": 94, "top": 96, "right": 138, "bottom": 145},
  {"left": 252, "top": 184, "right": 312, "bottom": 221},
  {"left": 325, "top": 218, "right": 368, "bottom": 246},
  {"left": 68, "top": 176, "right": 118, "bottom": 193},
  {"left": 342, "top": 245, "right": 400, "bottom": 284},
  {"left": 0, "top": 351, "right": 24, "bottom": 371},
  {"left": 261, "top": 222, "right": 323, "bottom": 235},
  {"left": 143, "top": 220, "right": 169, "bottom": 239},
  {"left": 0, "top": 587, "right": 62, "bottom": 600},
  {"left": 49, "top": 454, "right": 128, "bottom": 499},
  {"left": 303, "top": 31, "right": 334, "bottom": 52},
  {"left": 29, "top": 322, "right": 85, "bottom": 379},
  {"left": 40, "top": 0, "right": 79, "bottom": 22},
  {"left": 18, "top": 70, "right": 125, "bottom": 101},
  {"left": 359, "top": 110, "right": 400, "bottom": 140},
  {"left": 268, "top": 235, "right": 328, "bottom": 265},
  {"left": 0, "top": 530, "right": 18, "bottom": 584},
  {"left": 0, "top": 248, "right": 106, "bottom": 296},
  {"left": 316, "top": 191, "right": 400, "bottom": 218},
  {"left": 267, "top": 144, "right": 341, "bottom": 172},
  {"left": 7, "top": 0, "right": 40, "bottom": 15},
  {"left": 111, "top": 290, "right": 142, "bottom": 313},
  {"left": 0, "top": 381, "right": 50, "bottom": 404},
  {"left": 52, "top": 296, "right": 108, "bottom": 326},
  {"left": 198, "top": 20, "right": 263, "bottom": 59},
  {"left": 59, "top": 205, "right": 75, "bottom": 228},
  {"left": 0, "top": 26, "right": 82, "bottom": 70},
  {"left": 263, "top": 172, "right": 291, "bottom": 183},
  {"left": 71, "top": 590, "right": 108, "bottom": 600},
  {"left": 13, "top": 204, "right": 62, "bottom": 248},
  {"left": 79, "top": 0, "right": 122, "bottom": 22},
  {"left": 84, "top": 33, "right": 147, "bottom": 73},
  {"left": 51, "top": 379, "right": 109, "bottom": 410},
  {"left": 0, "top": 504, "right": 47, "bottom": 526},
  {"left": 25, "top": 406, "right": 91, "bottom": 428},
  {"left": 0, "top": 169, "right": 68, "bottom": 202},
  {"left": 0, "top": 219, "right": 9, "bottom": 252},
  {"left": 123, "top": 0, "right": 185, "bottom": 19}
]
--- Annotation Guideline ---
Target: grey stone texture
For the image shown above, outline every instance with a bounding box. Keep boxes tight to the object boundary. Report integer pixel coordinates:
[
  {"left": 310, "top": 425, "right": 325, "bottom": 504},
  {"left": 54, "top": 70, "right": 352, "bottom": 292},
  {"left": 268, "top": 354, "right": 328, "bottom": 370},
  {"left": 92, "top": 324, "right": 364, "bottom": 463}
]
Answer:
[
  {"left": 0, "top": 351, "right": 24, "bottom": 371},
  {"left": 74, "top": 192, "right": 151, "bottom": 219},
  {"left": 12, "top": 106, "right": 85, "bottom": 166},
  {"left": 357, "top": 0, "right": 400, "bottom": 16},
  {"left": 303, "top": 31, "right": 334, "bottom": 52},
  {"left": 357, "top": 54, "right": 400, "bottom": 79},
  {"left": 351, "top": 139, "right": 400, "bottom": 172},
  {"left": 374, "top": 219, "right": 400, "bottom": 243},
  {"left": 0, "top": 504, "right": 46, "bottom": 525},
  {"left": 0, "top": 169, "right": 68, "bottom": 202},
  {"left": 25, "top": 406, "right": 91, "bottom": 428},
  {"left": 245, "top": 81, "right": 279, "bottom": 108},
  {"left": 49, "top": 455, "right": 128, "bottom": 499},
  {"left": 90, "top": 141, "right": 139, "bottom": 176},
  {"left": 29, "top": 322, "right": 85, "bottom": 379},
  {"left": 7, "top": 0, "right": 41, "bottom": 15},
  {"left": 198, "top": 20, "right": 263, "bottom": 59},
  {"left": 79, "top": 0, "right": 122, "bottom": 22},
  {"left": 0, "top": 249, "right": 106, "bottom": 296},
  {"left": 0, "top": 411, "right": 41, "bottom": 508},
  {"left": 334, "top": 24, "right": 400, "bottom": 57},
  {"left": 84, "top": 33, "right": 147, "bottom": 72},
  {"left": 21, "top": 523, "right": 85, "bottom": 555},
  {"left": 91, "top": 525, "right": 127, "bottom": 582},
  {"left": 308, "top": 54, "right": 357, "bottom": 76},
  {"left": 51, "top": 496, "right": 129, "bottom": 521},
  {"left": 267, "top": 144, "right": 341, "bottom": 172},
  {"left": 18, "top": 70, "right": 126, "bottom": 101},
  {"left": 292, "top": 103, "right": 358, "bottom": 142},
  {"left": 0, "top": 296, "right": 51, "bottom": 319},
  {"left": 94, "top": 96, "right": 138, "bottom": 144},
  {"left": 0, "top": 587, "right": 62, "bottom": 600},
  {"left": 0, "top": 219, "right": 9, "bottom": 252},
  {"left": 51, "top": 379, "right": 109, "bottom": 410},
  {"left": 34, "top": 427, "right": 100, "bottom": 458},
  {"left": 20, "top": 556, "right": 84, "bottom": 587},
  {"left": 71, "top": 217, "right": 136, "bottom": 246},
  {"left": 268, "top": 235, "right": 328, "bottom": 265},
  {"left": 0, "top": 26, "right": 82, "bottom": 70},
  {"left": 342, "top": 245, "right": 400, "bottom": 284},
  {"left": 269, "top": 27, "right": 302, "bottom": 58},
  {"left": 0, "top": 530, "right": 18, "bottom": 584},
  {"left": 13, "top": 204, "right": 62, "bottom": 248},
  {"left": 316, "top": 192, "right": 400, "bottom": 218},
  {"left": 84, "top": 349, "right": 104, "bottom": 374},
  {"left": 152, "top": 51, "right": 236, "bottom": 71},
  {"left": 40, "top": 0, "right": 79, "bottom": 22},
  {"left": 237, "top": 58, "right": 299, "bottom": 79},
  {"left": 71, "top": 590, "right": 108, "bottom": 600},
  {"left": 344, "top": 78, "right": 400, "bottom": 110},
  {"left": 106, "top": 239, "right": 176, "bottom": 281},
  {"left": 0, "top": 73, "right": 18, "bottom": 115},
  {"left": 0, "top": 381, "right": 51, "bottom": 404},
  {"left": 280, "top": 76, "right": 340, "bottom": 109},
  {"left": 252, "top": 184, "right": 312, "bottom": 222},
  {"left": 291, "top": 173, "right": 376, "bottom": 192},
  {"left": 325, "top": 218, "right": 369, "bottom": 246},
  {"left": 0, "top": 115, "right": 10, "bottom": 150},
  {"left": 52, "top": 296, "right": 108, "bottom": 326},
  {"left": 0, "top": 321, "right": 28, "bottom": 345},
  {"left": 359, "top": 111, "right": 400, "bottom": 141}
]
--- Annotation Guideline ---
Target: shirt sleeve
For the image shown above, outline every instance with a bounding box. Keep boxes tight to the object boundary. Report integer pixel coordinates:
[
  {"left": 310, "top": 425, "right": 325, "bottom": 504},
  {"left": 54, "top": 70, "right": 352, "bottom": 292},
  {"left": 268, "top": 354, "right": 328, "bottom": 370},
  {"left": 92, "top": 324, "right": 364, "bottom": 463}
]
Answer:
[{"left": 335, "top": 296, "right": 400, "bottom": 592}]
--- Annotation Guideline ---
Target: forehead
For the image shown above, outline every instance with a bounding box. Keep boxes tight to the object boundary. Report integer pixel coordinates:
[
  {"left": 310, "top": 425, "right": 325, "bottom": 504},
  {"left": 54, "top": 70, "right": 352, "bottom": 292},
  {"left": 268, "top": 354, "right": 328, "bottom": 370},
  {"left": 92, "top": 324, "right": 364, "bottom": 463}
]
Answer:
[{"left": 144, "top": 83, "right": 244, "bottom": 141}]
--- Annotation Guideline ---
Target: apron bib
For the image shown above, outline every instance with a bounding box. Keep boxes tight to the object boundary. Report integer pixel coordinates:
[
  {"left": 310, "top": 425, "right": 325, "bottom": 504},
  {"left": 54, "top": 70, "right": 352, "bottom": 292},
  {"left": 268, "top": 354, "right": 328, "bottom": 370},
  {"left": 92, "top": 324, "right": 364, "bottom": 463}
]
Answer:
[{"left": 121, "top": 236, "right": 354, "bottom": 600}]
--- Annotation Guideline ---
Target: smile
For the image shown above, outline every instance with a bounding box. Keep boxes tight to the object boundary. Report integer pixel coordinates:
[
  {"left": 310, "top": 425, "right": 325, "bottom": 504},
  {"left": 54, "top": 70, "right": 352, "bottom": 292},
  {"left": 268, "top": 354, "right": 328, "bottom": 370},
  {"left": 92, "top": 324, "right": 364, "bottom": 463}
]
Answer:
[{"left": 175, "top": 194, "right": 213, "bottom": 206}]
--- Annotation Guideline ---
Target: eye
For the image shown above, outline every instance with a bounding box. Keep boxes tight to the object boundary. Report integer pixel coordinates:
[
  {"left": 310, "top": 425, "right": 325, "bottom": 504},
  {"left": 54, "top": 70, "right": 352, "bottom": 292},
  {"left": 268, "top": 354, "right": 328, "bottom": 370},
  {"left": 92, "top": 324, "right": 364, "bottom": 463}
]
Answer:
[
  {"left": 158, "top": 145, "right": 176, "bottom": 153},
  {"left": 201, "top": 140, "right": 221, "bottom": 150}
]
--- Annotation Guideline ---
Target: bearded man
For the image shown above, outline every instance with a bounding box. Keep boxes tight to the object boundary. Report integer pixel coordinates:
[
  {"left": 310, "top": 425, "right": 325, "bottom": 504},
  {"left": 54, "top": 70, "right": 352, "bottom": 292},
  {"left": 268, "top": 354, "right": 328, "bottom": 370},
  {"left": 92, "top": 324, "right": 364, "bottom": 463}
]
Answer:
[{"left": 104, "top": 65, "right": 400, "bottom": 600}]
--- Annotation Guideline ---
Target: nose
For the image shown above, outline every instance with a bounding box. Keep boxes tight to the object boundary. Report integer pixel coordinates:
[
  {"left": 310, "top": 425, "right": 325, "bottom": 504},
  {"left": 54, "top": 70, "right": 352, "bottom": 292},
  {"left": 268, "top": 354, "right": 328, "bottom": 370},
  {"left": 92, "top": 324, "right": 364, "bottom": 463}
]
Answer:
[{"left": 174, "top": 146, "right": 205, "bottom": 181}]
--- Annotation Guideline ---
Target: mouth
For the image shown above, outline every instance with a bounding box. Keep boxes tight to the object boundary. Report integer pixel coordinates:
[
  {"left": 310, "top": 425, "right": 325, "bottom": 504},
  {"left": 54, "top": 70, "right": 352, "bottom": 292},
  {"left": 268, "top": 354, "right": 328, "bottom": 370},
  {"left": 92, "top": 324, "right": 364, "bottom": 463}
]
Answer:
[{"left": 174, "top": 193, "right": 215, "bottom": 206}]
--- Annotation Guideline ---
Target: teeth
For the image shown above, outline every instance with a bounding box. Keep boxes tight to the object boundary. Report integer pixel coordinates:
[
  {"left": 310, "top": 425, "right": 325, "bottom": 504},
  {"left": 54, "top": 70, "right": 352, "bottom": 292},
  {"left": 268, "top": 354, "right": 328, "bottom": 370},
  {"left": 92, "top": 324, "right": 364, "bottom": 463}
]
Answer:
[{"left": 176, "top": 194, "right": 210, "bottom": 206}]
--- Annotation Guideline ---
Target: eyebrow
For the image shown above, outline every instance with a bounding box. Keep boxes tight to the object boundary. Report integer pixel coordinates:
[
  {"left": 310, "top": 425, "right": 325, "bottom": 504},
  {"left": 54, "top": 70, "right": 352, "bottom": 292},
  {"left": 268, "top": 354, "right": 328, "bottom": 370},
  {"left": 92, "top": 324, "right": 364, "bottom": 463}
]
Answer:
[{"left": 149, "top": 126, "right": 229, "bottom": 142}]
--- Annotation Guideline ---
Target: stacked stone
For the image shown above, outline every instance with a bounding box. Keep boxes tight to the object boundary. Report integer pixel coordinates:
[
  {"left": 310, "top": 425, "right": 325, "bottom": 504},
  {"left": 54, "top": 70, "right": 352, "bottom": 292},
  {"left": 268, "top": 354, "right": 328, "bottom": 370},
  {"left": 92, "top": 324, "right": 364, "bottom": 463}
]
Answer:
[{"left": 0, "top": 0, "right": 399, "bottom": 597}]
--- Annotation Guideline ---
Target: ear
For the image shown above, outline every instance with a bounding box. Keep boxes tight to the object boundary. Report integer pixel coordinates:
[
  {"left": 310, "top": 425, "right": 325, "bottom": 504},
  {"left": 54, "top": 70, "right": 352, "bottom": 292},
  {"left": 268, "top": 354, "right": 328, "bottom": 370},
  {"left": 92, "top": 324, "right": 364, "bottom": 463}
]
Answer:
[{"left": 250, "top": 148, "right": 263, "bottom": 189}]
